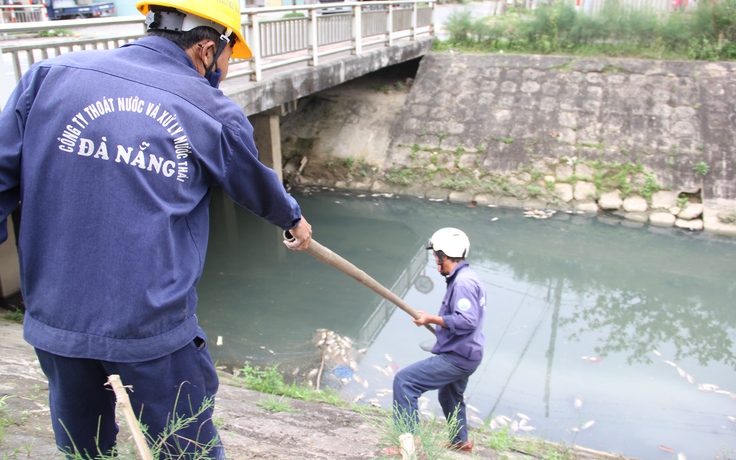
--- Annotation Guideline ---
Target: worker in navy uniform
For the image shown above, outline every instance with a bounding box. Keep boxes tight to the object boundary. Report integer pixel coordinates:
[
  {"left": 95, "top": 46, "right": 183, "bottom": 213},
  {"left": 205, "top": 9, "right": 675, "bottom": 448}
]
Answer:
[
  {"left": 389, "top": 228, "right": 486, "bottom": 454},
  {"left": 0, "top": 0, "right": 312, "bottom": 457}
]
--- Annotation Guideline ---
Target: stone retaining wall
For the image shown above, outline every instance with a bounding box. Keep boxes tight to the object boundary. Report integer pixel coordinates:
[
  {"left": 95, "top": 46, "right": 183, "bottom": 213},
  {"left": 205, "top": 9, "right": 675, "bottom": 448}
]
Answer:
[{"left": 296, "top": 52, "right": 736, "bottom": 237}]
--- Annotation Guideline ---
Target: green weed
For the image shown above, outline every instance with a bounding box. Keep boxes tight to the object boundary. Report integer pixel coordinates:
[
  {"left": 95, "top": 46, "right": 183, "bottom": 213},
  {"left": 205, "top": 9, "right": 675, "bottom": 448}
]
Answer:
[
  {"left": 257, "top": 395, "right": 296, "bottom": 413},
  {"left": 694, "top": 161, "right": 710, "bottom": 175}
]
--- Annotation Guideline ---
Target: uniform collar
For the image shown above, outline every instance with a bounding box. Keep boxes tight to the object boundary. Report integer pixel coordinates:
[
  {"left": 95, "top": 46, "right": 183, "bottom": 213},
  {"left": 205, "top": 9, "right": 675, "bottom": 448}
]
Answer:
[
  {"left": 445, "top": 260, "right": 469, "bottom": 283},
  {"left": 122, "top": 36, "right": 198, "bottom": 73}
]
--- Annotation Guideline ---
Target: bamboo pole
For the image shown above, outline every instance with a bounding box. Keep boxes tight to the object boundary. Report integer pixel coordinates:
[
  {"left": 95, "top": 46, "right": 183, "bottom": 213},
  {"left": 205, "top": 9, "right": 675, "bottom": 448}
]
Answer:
[
  {"left": 107, "top": 374, "right": 153, "bottom": 460},
  {"left": 285, "top": 233, "right": 436, "bottom": 336}
]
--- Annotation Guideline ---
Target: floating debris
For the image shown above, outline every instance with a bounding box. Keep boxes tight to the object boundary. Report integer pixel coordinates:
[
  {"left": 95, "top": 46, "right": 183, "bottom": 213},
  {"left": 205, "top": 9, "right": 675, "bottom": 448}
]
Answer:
[
  {"left": 698, "top": 383, "right": 719, "bottom": 392},
  {"left": 428, "top": 198, "right": 444, "bottom": 202},
  {"left": 469, "top": 415, "right": 484, "bottom": 426},
  {"left": 580, "top": 420, "right": 595, "bottom": 430},
  {"left": 523, "top": 209, "right": 556, "bottom": 219},
  {"left": 574, "top": 396, "right": 583, "bottom": 409},
  {"left": 216, "top": 336, "right": 223, "bottom": 346}
]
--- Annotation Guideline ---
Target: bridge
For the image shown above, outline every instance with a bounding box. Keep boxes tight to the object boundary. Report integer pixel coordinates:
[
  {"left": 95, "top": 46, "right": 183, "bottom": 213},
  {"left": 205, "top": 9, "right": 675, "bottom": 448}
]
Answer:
[{"left": 0, "top": 1, "right": 436, "bottom": 299}]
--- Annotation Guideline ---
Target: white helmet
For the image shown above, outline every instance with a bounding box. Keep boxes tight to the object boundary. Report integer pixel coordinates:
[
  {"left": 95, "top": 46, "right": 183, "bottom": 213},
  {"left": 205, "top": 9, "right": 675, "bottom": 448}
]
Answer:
[{"left": 426, "top": 227, "right": 470, "bottom": 259}]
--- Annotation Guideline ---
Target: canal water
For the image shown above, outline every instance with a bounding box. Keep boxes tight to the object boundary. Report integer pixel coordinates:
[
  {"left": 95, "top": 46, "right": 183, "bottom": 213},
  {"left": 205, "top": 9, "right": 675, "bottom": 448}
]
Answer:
[{"left": 197, "top": 187, "right": 736, "bottom": 460}]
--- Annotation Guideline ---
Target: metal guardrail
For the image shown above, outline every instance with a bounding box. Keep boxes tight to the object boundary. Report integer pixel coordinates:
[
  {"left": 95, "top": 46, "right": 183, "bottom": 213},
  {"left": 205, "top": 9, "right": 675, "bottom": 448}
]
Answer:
[
  {"left": 0, "top": 5, "right": 46, "bottom": 24},
  {"left": 0, "top": 0, "right": 435, "bottom": 85}
]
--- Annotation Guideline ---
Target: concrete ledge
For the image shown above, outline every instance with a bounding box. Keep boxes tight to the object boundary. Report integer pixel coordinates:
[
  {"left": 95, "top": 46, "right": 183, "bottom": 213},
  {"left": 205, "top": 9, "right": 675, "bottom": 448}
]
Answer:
[{"left": 222, "top": 37, "right": 436, "bottom": 116}]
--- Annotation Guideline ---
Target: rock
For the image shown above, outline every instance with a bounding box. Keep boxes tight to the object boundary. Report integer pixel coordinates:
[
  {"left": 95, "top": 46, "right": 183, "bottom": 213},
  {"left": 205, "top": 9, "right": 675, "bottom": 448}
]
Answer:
[
  {"left": 474, "top": 194, "right": 498, "bottom": 206},
  {"left": 703, "top": 208, "right": 736, "bottom": 237},
  {"left": 574, "top": 181, "right": 597, "bottom": 201},
  {"left": 598, "top": 190, "right": 623, "bottom": 210},
  {"left": 523, "top": 198, "right": 548, "bottom": 209},
  {"left": 624, "top": 211, "right": 649, "bottom": 223},
  {"left": 449, "top": 190, "right": 475, "bottom": 204},
  {"left": 576, "top": 201, "right": 600, "bottom": 213},
  {"left": 575, "top": 163, "right": 595, "bottom": 180},
  {"left": 498, "top": 196, "right": 523, "bottom": 208},
  {"left": 678, "top": 203, "right": 704, "bottom": 220},
  {"left": 649, "top": 211, "right": 676, "bottom": 227},
  {"left": 425, "top": 188, "right": 447, "bottom": 200},
  {"left": 554, "top": 183, "right": 574, "bottom": 202},
  {"left": 623, "top": 195, "right": 648, "bottom": 213},
  {"left": 669, "top": 206, "right": 681, "bottom": 215},
  {"left": 675, "top": 218, "right": 704, "bottom": 231},
  {"left": 651, "top": 191, "right": 679, "bottom": 209},
  {"left": 556, "top": 164, "right": 574, "bottom": 181}
]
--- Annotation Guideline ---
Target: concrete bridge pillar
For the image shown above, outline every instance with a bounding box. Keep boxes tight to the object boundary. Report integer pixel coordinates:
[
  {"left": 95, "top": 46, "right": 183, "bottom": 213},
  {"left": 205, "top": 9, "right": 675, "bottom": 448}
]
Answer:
[
  {"left": 251, "top": 113, "right": 283, "bottom": 184},
  {"left": 250, "top": 100, "right": 299, "bottom": 185}
]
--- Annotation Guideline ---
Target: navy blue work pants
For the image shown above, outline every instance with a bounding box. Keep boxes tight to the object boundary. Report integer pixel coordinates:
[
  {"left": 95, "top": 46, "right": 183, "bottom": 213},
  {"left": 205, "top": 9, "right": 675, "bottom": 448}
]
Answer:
[
  {"left": 35, "top": 337, "right": 224, "bottom": 459},
  {"left": 392, "top": 354, "right": 473, "bottom": 445}
]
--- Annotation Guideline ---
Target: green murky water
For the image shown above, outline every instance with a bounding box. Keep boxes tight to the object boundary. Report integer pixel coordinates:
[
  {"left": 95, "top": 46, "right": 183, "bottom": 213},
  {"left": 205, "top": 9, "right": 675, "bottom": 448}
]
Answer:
[{"left": 197, "top": 187, "right": 736, "bottom": 459}]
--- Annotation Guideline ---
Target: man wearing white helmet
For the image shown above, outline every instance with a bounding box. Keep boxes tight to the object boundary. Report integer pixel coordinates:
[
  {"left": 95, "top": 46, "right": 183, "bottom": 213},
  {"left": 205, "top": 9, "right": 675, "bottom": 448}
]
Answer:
[
  {"left": 389, "top": 228, "right": 486, "bottom": 454},
  {"left": 0, "top": 0, "right": 312, "bottom": 458}
]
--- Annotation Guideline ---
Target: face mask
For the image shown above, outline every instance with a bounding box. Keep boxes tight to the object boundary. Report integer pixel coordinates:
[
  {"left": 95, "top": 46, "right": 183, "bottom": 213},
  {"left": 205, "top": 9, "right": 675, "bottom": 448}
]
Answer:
[{"left": 206, "top": 68, "right": 222, "bottom": 88}]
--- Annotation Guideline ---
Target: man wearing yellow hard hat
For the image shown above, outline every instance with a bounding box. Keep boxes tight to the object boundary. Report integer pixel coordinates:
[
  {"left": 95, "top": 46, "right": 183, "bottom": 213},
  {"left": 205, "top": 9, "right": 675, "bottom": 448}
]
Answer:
[{"left": 0, "top": 0, "right": 312, "bottom": 458}]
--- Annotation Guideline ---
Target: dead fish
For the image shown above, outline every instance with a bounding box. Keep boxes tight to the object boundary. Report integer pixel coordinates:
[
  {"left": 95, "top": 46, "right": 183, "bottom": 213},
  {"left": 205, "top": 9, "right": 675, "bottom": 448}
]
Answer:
[
  {"left": 291, "top": 367, "right": 300, "bottom": 376},
  {"left": 493, "top": 415, "right": 511, "bottom": 426},
  {"left": 307, "top": 368, "right": 318, "bottom": 378},
  {"left": 518, "top": 425, "right": 535, "bottom": 432},
  {"left": 676, "top": 367, "right": 687, "bottom": 378},
  {"left": 574, "top": 396, "right": 583, "bottom": 409},
  {"left": 353, "top": 375, "right": 363, "bottom": 384},
  {"left": 268, "top": 349, "right": 275, "bottom": 355},
  {"left": 216, "top": 336, "right": 223, "bottom": 346},
  {"left": 677, "top": 453, "right": 686, "bottom": 460},
  {"left": 469, "top": 415, "right": 484, "bottom": 426},
  {"left": 352, "top": 393, "right": 364, "bottom": 402},
  {"left": 728, "top": 416, "right": 736, "bottom": 423},
  {"left": 517, "top": 413, "right": 530, "bottom": 421},
  {"left": 581, "top": 420, "right": 595, "bottom": 430},
  {"left": 698, "top": 383, "right": 719, "bottom": 392},
  {"left": 357, "top": 348, "right": 367, "bottom": 354},
  {"left": 466, "top": 404, "right": 480, "bottom": 413},
  {"left": 362, "top": 379, "right": 369, "bottom": 388},
  {"left": 259, "top": 346, "right": 266, "bottom": 349},
  {"left": 664, "top": 360, "right": 677, "bottom": 367},
  {"left": 658, "top": 445, "right": 674, "bottom": 453},
  {"left": 716, "top": 390, "right": 734, "bottom": 396},
  {"left": 491, "top": 217, "right": 499, "bottom": 222},
  {"left": 510, "top": 420, "right": 519, "bottom": 433},
  {"left": 652, "top": 349, "right": 662, "bottom": 357},
  {"left": 686, "top": 374, "right": 694, "bottom": 384}
]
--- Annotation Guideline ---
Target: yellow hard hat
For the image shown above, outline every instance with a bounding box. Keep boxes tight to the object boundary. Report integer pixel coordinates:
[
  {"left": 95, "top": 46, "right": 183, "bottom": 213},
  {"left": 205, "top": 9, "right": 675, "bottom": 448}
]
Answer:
[{"left": 136, "top": 0, "right": 251, "bottom": 59}]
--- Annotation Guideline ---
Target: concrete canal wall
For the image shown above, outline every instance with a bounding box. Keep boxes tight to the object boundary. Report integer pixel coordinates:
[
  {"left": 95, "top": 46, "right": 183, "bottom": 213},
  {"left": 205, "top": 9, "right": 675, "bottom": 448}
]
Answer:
[{"left": 287, "top": 52, "right": 736, "bottom": 237}]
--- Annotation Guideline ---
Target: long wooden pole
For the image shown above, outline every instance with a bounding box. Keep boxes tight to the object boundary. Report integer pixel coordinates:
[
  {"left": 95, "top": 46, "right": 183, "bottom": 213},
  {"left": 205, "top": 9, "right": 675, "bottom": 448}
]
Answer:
[{"left": 286, "top": 233, "right": 436, "bottom": 336}]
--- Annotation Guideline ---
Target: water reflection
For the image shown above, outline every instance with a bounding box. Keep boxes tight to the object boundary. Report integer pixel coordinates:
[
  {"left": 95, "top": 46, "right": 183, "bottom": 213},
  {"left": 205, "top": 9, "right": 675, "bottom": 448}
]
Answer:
[{"left": 196, "top": 188, "right": 736, "bottom": 459}]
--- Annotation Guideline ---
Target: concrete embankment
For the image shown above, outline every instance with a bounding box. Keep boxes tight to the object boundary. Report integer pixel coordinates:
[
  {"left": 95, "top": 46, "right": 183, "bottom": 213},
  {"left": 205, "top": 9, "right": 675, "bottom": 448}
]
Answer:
[{"left": 284, "top": 52, "right": 736, "bottom": 238}]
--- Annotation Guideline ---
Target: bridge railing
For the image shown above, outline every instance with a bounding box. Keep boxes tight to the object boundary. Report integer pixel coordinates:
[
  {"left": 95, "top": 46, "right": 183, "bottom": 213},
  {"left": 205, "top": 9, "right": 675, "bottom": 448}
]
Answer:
[{"left": 0, "top": 0, "right": 434, "bottom": 85}]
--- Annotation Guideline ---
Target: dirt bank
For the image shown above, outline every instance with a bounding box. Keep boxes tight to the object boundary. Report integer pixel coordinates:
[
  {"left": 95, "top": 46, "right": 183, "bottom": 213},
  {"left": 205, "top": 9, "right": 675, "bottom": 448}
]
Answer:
[{"left": 0, "top": 314, "right": 637, "bottom": 460}]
